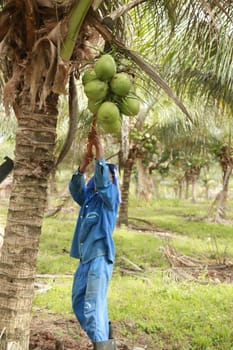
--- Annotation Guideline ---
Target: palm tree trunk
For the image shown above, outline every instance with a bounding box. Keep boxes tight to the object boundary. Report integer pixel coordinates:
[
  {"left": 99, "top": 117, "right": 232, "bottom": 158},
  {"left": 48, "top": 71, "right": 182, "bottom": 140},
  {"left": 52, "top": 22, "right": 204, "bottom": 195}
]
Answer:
[
  {"left": 118, "top": 154, "right": 134, "bottom": 226},
  {"left": 184, "top": 167, "right": 200, "bottom": 202},
  {"left": 174, "top": 177, "right": 184, "bottom": 200},
  {"left": 191, "top": 168, "right": 200, "bottom": 203},
  {"left": 136, "top": 158, "right": 154, "bottom": 200},
  {"left": 191, "top": 179, "right": 197, "bottom": 203},
  {"left": 185, "top": 177, "right": 189, "bottom": 200},
  {"left": 205, "top": 184, "right": 209, "bottom": 200},
  {"left": 214, "top": 165, "right": 232, "bottom": 222},
  {"left": 178, "top": 179, "right": 183, "bottom": 199},
  {"left": 0, "top": 93, "right": 58, "bottom": 349}
]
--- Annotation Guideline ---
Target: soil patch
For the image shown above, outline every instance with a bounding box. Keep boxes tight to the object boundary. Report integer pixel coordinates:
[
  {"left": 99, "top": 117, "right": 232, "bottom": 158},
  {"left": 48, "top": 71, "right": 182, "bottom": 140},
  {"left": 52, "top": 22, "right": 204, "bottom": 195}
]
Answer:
[{"left": 29, "top": 315, "right": 152, "bottom": 350}]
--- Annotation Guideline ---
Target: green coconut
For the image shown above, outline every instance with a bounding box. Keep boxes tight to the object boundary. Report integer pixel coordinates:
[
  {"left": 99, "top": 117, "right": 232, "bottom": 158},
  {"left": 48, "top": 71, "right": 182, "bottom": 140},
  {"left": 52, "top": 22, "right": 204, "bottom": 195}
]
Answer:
[
  {"left": 97, "top": 101, "right": 120, "bottom": 125},
  {"left": 94, "top": 54, "right": 116, "bottom": 81},
  {"left": 100, "top": 118, "right": 121, "bottom": 135},
  {"left": 82, "top": 69, "right": 97, "bottom": 85},
  {"left": 84, "top": 79, "right": 108, "bottom": 101},
  {"left": 110, "top": 72, "right": 132, "bottom": 96},
  {"left": 88, "top": 99, "right": 103, "bottom": 114},
  {"left": 120, "top": 95, "right": 140, "bottom": 116}
]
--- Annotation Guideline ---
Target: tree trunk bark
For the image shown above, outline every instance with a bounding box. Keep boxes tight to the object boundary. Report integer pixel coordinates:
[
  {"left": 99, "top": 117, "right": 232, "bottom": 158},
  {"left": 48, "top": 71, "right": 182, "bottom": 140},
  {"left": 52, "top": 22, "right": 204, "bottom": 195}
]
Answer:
[
  {"left": 177, "top": 178, "right": 183, "bottom": 200},
  {"left": 185, "top": 178, "right": 189, "bottom": 200},
  {"left": 184, "top": 167, "right": 200, "bottom": 202},
  {"left": 0, "top": 93, "right": 58, "bottom": 349},
  {"left": 136, "top": 158, "right": 154, "bottom": 200},
  {"left": 191, "top": 179, "right": 197, "bottom": 203},
  {"left": 214, "top": 165, "right": 232, "bottom": 222},
  {"left": 118, "top": 153, "right": 134, "bottom": 226},
  {"left": 205, "top": 185, "right": 209, "bottom": 200}
]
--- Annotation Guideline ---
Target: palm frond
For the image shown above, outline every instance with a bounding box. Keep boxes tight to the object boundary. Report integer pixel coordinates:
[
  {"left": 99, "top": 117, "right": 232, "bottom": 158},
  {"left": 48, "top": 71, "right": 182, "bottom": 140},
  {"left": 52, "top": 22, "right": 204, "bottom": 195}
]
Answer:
[{"left": 122, "top": 0, "right": 233, "bottom": 112}]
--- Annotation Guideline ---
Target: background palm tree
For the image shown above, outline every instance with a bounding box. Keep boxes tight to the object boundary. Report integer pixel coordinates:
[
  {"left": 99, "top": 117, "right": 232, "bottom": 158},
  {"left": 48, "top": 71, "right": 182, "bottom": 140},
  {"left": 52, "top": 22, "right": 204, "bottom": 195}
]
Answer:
[{"left": 207, "top": 122, "right": 233, "bottom": 222}]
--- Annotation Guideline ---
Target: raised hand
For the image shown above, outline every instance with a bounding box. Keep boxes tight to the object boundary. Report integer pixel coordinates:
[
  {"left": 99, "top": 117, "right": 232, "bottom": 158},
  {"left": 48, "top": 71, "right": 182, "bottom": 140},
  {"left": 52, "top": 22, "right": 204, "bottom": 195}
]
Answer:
[{"left": 88, "top": 118, "right": 103, "bottom": 160}]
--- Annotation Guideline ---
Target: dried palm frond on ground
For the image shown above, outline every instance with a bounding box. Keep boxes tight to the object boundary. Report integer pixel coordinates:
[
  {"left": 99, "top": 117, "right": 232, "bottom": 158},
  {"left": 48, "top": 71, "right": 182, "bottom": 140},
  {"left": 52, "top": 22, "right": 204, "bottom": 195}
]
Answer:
[{"left": 162, "top": 245, "right": 233, "bottom": 284}]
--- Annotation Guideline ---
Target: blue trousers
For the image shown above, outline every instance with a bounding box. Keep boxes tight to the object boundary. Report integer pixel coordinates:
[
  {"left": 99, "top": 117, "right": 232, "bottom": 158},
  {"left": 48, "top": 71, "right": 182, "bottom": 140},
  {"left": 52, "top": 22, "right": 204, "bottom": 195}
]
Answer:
[{"left": 72, "top": 255, "right": 113, "bottom": 342}]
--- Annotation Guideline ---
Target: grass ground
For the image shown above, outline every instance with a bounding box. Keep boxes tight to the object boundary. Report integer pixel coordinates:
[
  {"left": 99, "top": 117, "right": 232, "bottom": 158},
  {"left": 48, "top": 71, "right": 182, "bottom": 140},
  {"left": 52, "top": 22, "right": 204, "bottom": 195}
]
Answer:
[{"left": 31, "top": 197, "right": 233, "bottom": 350}]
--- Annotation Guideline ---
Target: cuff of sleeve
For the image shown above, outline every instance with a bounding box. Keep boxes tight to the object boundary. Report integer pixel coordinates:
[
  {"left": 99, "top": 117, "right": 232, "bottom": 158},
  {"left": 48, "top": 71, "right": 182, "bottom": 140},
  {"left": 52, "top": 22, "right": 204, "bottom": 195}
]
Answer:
[
  {"left": 95, "top": 157, "right": 106, "bottom": 167},
  {"left": 74, "top": 167, "right": 84, "bottom": 176}
]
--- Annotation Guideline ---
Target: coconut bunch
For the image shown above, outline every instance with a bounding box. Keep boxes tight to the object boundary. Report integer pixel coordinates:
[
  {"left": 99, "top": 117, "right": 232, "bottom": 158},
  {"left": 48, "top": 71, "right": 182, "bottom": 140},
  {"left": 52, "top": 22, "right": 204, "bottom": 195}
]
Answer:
[{"left": 82, "top": 54, "right": 140, "bottom": 135}]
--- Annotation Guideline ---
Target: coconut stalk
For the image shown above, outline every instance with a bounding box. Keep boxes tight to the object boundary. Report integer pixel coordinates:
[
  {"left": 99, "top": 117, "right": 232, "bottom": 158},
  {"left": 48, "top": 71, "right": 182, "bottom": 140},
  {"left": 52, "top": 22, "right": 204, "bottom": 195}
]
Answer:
[{"left": 60, "top": 0, "right": 93, "bottom": 61}]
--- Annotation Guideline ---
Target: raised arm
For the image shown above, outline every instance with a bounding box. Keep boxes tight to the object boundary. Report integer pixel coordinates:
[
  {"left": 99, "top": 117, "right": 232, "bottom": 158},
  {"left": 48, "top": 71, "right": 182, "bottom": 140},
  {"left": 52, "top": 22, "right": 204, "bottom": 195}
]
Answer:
[
  {"left": 91, "top": 127, "right": 119, "bottom": 209},
  {"left": 69, "top": 128, "right": 94, "bottom": 205},
  {"left": 89, "top": 119, "right": 103, "bottom": 161}
]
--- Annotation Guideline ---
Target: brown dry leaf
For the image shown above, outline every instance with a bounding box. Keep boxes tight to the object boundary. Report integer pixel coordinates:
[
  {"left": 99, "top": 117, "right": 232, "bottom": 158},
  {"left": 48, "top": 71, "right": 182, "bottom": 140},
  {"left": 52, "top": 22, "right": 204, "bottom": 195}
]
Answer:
[
  {"left": 52, "top": 60, "right": 70, "bottom": 95},
  {"left": 29, "top": 37, "right": 57, "bottom": 109},
  {"left": 3, "top": 65, "right": 22, "bottom": 116}
]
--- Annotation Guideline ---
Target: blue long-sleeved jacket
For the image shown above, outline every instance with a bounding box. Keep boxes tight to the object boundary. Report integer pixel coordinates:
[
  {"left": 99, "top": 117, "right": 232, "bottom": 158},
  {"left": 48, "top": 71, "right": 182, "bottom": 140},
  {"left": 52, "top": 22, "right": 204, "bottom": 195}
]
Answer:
[{"left": 69, "top": 158, "right": 120, "bottom": 263}]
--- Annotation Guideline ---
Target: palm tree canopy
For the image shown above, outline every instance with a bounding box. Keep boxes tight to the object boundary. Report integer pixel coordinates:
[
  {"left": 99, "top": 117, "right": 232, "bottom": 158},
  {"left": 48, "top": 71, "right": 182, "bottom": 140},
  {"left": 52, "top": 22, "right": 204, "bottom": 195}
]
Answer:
[{"left": 0, "top": 0, "right": 233, "bottom": 123}]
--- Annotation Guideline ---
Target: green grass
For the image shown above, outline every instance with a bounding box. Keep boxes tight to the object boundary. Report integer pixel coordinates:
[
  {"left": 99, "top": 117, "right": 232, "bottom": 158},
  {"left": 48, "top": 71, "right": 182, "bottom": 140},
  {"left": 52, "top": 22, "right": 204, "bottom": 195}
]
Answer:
[
  {"left": 1, "top": 196, "right": 233, "bottom": 349},
  {"left": 109, "top": 274, "right": 233, "bottom": 350},
  {"left": 37, "top": 216, "right": 78, "bottom": 274},
  {"left": 130, "top": 198, "right": 233, "bottom": 236},
  {"left": 33, "top": 273, "right": 233, "bottom": 350},
  {"left": 114, "top": 229, "right": 167, "bottom": 269},
  {"left": 34, "top": 277, "right": 73, "bottom": 314}
]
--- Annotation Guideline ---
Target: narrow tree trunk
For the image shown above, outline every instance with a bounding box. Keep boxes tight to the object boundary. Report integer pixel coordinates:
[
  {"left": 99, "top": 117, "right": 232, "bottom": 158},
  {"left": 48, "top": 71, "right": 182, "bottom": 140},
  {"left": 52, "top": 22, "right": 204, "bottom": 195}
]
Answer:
[
  {"left": 214, "top": 165, "right": 232, "bottom": 222},
  {"left": 191, "top": 179, "right": 196, "bottom": 203},
  {"left": 136, "top": 158, "right": 154, "bottom": 200},
  {"left": 185, "top": 178, "right": 189, "bottom": 200},
  {"left": 118, "top": 156, "right": 134, "bottom": 226},
  {"left": 177, "top": 178, "right": 183, "bottom": 199},
  {"left": 185, "top": 167, "right": 200, "bottom": 203},
  {"left": 0, "top": 93, "right": 58, "bottom": 349},
  {"left": 205, "top": 185, "right": 209, "bottom": 200}
]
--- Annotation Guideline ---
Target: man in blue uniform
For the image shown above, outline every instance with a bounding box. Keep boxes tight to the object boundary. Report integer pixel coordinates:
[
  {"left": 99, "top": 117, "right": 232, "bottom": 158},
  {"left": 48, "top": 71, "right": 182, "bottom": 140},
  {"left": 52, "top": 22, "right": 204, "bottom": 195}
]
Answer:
[{"left": 69, "top": 127, "right": 120, "bottom": 350}]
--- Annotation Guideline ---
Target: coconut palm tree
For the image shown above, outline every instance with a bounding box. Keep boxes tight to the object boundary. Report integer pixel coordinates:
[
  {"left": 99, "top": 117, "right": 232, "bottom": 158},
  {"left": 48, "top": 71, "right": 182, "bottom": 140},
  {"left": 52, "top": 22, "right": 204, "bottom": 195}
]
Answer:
[
  {"left": 0, "top": 1, "right": 190, "bottom": 348},
  {"left": 0, "top": 1, "right": 233, "bottom": 348},
  {"left": 142, "top": 1, "right": 233, "bottom": 112},
  {"left": 207, "top": 122, "right": 233, "bottom": 222},
  {"left": 117, "top": 0, "right": 233, "bottom": 224}
]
